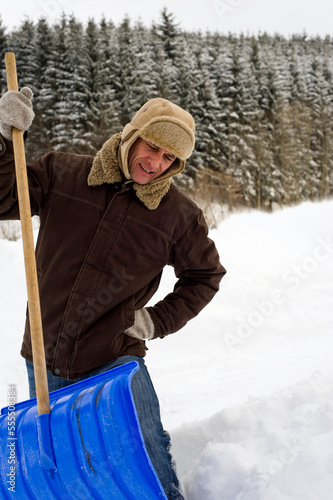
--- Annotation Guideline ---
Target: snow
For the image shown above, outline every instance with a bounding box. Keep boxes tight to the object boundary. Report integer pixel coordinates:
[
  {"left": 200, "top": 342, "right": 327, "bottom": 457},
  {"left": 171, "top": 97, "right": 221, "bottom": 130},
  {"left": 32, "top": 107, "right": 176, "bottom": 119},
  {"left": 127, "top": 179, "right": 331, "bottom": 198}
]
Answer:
[{"left": 1, "top": 200, "right": 333, "bottom": 499}]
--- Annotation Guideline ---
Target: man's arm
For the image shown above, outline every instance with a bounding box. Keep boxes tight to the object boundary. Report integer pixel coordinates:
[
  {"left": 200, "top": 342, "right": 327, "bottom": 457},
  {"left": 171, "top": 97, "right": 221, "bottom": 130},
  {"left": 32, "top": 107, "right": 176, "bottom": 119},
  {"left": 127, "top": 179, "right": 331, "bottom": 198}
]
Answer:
[
  {"left": 148, "top": 210, "right": 225, "bottom": 338},
  {"left": 126, "top": 210, "right": 226, "bottom": 340}
]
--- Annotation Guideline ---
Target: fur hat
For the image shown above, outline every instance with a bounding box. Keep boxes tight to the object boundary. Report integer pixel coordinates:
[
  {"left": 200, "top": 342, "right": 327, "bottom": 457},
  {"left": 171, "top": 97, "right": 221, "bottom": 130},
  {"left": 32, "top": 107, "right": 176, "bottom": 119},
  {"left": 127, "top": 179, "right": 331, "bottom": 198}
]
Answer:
[{"left": 119, "top": 97, "right": 195, "bottom": 183}]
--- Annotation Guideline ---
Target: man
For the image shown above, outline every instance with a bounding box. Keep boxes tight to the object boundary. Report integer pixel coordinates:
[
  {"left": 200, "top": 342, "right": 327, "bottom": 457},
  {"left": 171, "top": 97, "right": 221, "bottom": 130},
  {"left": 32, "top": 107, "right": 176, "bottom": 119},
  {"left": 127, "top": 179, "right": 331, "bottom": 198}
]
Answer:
[{"left": 0, "top": 88, "right": 226, "bottom": 499}]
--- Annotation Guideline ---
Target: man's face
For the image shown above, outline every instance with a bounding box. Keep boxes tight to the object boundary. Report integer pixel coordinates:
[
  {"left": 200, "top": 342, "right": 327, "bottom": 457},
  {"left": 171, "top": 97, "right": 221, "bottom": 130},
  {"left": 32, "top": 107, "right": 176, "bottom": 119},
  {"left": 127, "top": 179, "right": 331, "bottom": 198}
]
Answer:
[{"left": 128, "top": 138, "right": 176, "bottom": 185}]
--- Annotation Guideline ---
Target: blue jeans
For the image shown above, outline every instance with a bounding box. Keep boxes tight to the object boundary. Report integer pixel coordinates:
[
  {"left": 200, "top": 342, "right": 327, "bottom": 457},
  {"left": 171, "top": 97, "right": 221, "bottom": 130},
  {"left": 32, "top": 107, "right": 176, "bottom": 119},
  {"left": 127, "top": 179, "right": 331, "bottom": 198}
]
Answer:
[{"left": 26, "top": 355, "right": 184, "bottom": 500}]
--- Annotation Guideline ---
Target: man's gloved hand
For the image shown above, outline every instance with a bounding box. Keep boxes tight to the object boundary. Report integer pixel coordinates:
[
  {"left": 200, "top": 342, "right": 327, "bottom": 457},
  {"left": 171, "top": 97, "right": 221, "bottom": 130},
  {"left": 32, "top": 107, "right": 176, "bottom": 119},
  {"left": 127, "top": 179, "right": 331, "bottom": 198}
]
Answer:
[
  {"left": 0, "top": 87, "right": 35, "bottom": 141},
  {"left": 124, "top": 309, "right": 155, "bottom": 341}
]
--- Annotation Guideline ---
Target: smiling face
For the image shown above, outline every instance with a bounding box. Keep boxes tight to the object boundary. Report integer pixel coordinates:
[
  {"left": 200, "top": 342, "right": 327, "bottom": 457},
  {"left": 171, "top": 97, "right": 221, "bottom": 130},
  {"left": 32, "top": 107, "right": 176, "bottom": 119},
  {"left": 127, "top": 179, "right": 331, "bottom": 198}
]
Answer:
[{"left": 127, "top": 138, "right": 176, "bottom": 185}]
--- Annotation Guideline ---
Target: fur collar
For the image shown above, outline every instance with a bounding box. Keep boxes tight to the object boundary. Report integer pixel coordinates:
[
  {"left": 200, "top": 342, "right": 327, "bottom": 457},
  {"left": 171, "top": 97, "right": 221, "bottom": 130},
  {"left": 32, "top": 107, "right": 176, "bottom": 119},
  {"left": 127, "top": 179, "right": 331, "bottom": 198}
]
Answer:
[{"left": 87, "top": 133, "right": 171, "bottom": 210}]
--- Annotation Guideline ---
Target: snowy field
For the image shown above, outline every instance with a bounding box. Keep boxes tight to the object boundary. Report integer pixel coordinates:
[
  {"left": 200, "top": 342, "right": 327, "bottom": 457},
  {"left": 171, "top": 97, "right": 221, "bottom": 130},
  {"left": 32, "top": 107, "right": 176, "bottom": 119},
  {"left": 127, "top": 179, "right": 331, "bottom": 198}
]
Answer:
[{"left": 1, "top": 200, "right": 333, "bottom": 499}]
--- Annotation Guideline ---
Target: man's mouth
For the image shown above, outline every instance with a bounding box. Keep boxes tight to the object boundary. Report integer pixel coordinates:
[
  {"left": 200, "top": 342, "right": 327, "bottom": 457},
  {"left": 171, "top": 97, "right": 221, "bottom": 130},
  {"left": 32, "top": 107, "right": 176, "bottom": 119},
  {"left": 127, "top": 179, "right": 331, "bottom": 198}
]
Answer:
[{"left": 140, "top": 163, "right": 153, "bottom": 174}]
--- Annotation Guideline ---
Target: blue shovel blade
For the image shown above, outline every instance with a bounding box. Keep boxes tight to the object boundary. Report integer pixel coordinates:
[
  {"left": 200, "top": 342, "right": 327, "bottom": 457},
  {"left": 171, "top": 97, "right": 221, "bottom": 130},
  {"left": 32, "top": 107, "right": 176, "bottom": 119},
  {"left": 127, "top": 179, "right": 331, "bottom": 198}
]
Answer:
[{"left": 0, "top": 361, "right": 167, "bottom": 499}]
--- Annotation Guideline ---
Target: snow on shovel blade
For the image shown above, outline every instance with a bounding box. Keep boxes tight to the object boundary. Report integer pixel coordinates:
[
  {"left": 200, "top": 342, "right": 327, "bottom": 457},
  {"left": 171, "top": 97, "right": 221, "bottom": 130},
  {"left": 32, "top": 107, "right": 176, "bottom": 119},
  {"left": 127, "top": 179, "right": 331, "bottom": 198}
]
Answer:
[{"left": 0, "top": 361, "right": 167, "bottom": 499}]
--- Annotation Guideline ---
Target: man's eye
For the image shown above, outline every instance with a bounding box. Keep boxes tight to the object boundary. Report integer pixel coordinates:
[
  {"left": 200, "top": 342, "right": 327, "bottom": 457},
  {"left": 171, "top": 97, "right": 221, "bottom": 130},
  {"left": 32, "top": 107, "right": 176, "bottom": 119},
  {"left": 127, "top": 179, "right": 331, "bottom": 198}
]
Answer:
[
  {"left": 165, "top": 155, "right": 175, "bottom": 162},
  {"left": 148, "top": 143, "right": 158, "bottom": 151}
]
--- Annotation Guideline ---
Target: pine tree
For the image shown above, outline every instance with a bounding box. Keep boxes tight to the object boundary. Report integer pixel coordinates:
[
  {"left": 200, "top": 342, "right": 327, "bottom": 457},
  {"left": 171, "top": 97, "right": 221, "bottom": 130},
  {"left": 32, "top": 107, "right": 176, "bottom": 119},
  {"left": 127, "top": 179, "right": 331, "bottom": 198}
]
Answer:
[
  {"left": 258, "top": 35, "right": 295, "bottom": 206},
  {"left": 156, "top": 8, "right": 180, "bottom": 62},
  {"left": 43, "top": 15, "right": 73, "bottom": 151},
  {"left": 305, "top": 53, "right": 333, "bottom": 200},
  {"left": 149, "top": 23, "right": 177, "bottom": 101},
  {"left": 75, "top": 18, "right": 100, "bottom": 153},
  {"left": 248, "top": 36, "right": 276, "bottom": 208},
  {"left": 27, "top": 18, "right": 54, "bottom": 157},
  {"left": 112, "top": 16, "right": 138, "bottom": 125},
  {"left": 129, "top": 22, "right": 160, "bottom": 109},
  {"left": 6, "top": 20, "right": 37, "bottom": 90},
  {"left": 97, "top": 17, "right": 122, "bottom": 140}
]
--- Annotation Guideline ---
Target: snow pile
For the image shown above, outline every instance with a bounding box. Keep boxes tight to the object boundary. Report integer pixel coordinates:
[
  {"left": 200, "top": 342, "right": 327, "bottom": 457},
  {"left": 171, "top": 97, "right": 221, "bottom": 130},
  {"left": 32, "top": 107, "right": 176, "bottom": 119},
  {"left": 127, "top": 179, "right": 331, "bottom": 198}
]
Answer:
[
  {"left": 1, "top": 200, "right": 333, "bottom": 499},
  {"left": 172, "top": 371, "right": 333, "bottom": 499}
]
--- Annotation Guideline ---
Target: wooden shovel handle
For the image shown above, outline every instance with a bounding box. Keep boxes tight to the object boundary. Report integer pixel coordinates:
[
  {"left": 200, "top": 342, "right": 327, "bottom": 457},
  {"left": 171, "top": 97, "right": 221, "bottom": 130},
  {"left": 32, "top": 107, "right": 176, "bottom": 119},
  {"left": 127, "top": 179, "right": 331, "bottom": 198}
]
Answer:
[{"left": 5, "top": 52, "right": 50, "bottom": 415}]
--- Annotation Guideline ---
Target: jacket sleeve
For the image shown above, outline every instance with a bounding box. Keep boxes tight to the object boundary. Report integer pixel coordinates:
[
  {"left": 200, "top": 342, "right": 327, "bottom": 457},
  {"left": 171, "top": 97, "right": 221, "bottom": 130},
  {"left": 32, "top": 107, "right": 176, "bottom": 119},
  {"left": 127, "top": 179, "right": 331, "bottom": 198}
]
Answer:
[
  {"left": 0, "top": 134, "right": 51, "bottom": 219},
  {"left": 147, "top": 209, "right": 226, "bottom": 338}
]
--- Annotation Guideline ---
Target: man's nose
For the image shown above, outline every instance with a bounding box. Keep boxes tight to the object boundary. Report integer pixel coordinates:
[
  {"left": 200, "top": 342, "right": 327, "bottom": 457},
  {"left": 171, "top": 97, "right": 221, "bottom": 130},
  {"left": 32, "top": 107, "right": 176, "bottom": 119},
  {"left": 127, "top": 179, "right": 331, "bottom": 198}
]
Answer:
[{"left": 149, "top": 152, "right": 162, "bottom": 169}]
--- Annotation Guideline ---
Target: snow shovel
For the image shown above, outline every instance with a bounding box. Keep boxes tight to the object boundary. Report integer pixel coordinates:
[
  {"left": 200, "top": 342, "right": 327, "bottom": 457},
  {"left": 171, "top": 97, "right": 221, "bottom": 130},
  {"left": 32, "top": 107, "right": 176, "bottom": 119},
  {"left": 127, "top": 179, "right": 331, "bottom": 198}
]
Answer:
[{"left": 0, "top": 52, "right": 167, "bottom": 499}]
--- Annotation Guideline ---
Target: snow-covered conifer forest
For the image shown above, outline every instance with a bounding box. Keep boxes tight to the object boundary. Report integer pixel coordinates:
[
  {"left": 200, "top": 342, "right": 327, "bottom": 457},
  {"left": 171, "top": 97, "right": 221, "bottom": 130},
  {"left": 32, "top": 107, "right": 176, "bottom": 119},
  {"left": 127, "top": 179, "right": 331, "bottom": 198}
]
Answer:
[{"left": 0, "top": 9, "right": 332, "bottom": 211}]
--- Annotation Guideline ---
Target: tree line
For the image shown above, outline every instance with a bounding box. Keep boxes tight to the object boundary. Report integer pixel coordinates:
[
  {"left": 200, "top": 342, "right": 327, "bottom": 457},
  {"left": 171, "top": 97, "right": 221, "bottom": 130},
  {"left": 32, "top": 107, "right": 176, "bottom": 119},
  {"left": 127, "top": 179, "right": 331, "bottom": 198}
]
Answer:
[{"left": 0, "top": 9, "right": 333, "bottom": 211}]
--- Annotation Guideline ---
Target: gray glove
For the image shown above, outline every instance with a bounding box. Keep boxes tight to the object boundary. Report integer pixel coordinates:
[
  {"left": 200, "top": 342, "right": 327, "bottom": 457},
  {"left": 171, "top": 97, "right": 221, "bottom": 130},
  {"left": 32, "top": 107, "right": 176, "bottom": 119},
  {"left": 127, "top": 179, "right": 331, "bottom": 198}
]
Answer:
[
  {"left": 0, "top": 87, "right": 35, "bottom": 141},
  {"left": 124, "top": 309, "right": 155, "bottom": 341}
]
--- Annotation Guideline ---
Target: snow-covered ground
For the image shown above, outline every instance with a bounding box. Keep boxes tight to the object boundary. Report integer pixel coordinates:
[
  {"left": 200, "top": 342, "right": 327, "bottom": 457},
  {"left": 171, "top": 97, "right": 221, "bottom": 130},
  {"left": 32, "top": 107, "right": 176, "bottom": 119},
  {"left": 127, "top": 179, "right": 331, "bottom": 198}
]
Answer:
[{"left": 1, "top": 200, "right": 333, "bottom": 499}]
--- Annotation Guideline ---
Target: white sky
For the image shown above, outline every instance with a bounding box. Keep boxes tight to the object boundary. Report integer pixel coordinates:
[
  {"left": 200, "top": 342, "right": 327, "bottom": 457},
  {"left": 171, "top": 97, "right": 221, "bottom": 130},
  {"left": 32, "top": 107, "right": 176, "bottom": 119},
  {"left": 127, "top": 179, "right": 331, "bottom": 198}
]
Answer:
[{"left": 2, "top": 0, "right": 333, "bottom": 37}]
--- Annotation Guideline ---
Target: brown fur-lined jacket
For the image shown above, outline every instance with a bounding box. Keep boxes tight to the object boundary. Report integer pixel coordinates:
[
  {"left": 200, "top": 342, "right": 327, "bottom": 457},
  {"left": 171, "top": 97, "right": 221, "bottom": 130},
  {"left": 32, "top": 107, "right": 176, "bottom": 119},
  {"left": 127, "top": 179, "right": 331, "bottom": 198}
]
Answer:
[{"left": 0, "top": 133, "right": 226, "bottom": 379}]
